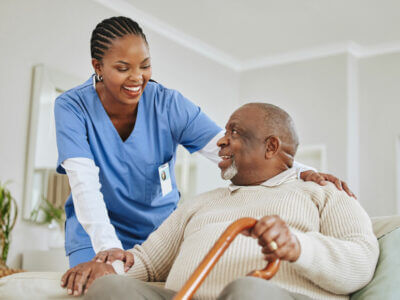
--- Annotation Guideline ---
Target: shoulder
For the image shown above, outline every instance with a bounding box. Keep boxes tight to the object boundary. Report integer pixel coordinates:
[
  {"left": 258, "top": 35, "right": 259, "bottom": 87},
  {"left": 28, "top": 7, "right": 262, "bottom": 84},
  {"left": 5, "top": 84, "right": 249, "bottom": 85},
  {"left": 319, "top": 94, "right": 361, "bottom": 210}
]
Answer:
[
  {"left": 54, "top": 77, "right": 93, "bottom": 113},
  {"left": 282, "top": 180, "right": 353, "bottom": 210},
  {"left": 58, "top": 77, "right": 93, "bottom": 101},
  {"left": 144, "top": 81, "right": 194, "bottom": 108}
]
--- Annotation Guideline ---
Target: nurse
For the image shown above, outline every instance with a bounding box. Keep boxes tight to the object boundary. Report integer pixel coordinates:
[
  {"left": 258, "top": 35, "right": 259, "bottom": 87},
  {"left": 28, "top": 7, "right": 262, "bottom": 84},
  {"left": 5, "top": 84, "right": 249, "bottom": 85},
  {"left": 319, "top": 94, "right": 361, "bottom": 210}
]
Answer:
[{"left": 55, "top": 16, "right": 354, "bottom": 270}]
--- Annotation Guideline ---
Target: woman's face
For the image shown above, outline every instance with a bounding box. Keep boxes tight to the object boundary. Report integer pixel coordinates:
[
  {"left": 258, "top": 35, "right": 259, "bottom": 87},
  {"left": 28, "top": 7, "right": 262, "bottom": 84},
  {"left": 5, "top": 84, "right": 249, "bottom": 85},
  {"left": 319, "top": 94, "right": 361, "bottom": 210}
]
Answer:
[{"left": 93, "top": 34, "right": 152, "bottom": 105}]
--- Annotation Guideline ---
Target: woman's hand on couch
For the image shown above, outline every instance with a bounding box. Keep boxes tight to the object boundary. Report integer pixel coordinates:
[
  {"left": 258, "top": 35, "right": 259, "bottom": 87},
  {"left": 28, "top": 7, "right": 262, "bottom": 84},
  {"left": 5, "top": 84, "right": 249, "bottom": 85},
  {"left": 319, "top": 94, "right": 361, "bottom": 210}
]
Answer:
[
  {"left": 94, "top": 248, "right": 134, "bottom": 272},
  {"left": 61, "top": 261, "right": 116, "bottom": 296}
]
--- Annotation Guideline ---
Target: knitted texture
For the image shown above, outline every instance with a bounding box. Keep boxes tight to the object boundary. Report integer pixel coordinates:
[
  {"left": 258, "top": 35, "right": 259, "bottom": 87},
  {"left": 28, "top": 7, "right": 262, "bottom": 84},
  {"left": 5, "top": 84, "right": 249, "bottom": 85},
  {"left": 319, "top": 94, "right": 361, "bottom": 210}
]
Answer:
[{"left": 126, "top": 180, "right": 379, "bottom": 299}]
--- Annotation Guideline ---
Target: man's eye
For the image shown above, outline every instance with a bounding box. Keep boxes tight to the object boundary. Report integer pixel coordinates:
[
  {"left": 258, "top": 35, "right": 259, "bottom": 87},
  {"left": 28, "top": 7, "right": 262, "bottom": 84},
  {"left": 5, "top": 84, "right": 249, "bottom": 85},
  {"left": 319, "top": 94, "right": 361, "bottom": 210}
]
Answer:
[
  {"left": 141, "top": 65, "right": 151, "bottom": 69},
  {"left": 232, "top": 130, "right": 238, "bottom": 135}
]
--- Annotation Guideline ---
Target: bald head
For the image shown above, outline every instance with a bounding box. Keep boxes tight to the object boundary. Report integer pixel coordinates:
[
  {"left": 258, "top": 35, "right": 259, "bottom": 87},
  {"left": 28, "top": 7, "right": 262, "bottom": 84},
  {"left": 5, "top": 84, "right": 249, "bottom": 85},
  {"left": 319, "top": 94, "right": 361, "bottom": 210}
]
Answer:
[
  {"left": 242, "top": 103, "right": 299, "bottom": 156},
  {"left": 217, "top": 102, "right": 299, "bottom": 185}
]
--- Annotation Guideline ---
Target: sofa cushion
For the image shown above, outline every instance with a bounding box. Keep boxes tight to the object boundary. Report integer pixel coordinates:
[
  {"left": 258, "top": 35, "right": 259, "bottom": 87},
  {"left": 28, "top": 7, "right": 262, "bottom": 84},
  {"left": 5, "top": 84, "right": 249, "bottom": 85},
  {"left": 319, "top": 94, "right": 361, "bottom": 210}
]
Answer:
[
  {"left": 0, "top": 272, "right": 74, "bottom": 299},
  {"left": 351, "top": 216, "right": 400, "bottom": 300}
]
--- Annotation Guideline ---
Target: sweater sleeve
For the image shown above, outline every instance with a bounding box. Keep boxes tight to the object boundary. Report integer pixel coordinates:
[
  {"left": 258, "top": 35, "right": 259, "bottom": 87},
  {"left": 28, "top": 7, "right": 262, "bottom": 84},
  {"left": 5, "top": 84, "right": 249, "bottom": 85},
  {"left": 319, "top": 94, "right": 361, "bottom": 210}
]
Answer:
[
  {"left": 124, "top": 200, "right": 198, "bottom": 282},
  {"left": 291, "top": 184, "right": 379, "bottom": 294}
]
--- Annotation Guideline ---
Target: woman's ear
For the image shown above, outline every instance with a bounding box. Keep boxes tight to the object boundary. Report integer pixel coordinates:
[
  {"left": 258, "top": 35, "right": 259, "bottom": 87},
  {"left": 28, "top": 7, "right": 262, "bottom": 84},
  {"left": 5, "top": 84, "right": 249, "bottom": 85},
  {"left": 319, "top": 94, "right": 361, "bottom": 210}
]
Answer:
[
  {"left": 91, "top": 58, "right": 102, "bottom": 76},
  {"left": 265, "top": 136, "right": 281, "bottom": 159}
]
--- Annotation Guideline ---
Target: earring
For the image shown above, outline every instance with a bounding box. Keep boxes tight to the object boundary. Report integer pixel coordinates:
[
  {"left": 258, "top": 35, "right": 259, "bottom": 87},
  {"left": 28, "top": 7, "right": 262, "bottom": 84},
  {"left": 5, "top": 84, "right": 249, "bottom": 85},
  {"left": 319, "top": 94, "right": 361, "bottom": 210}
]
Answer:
[{"left": 95, "top": 73, "right": 103, "bottom": 82}]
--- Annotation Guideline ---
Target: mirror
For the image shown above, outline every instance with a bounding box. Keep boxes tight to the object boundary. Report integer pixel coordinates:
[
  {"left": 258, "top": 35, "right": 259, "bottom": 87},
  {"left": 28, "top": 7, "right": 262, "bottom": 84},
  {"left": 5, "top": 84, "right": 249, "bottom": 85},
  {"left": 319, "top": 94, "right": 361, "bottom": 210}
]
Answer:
[{"left": 23, "top": 65, "right": 83, "bottom": 220}]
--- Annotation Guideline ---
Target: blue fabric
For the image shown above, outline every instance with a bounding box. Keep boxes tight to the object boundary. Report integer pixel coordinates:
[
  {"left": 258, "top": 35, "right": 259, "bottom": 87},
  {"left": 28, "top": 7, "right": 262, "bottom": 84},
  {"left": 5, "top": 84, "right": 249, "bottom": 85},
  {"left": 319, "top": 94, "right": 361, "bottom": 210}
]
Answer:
[
  {"left": 69, "top": 247, "right": 96, "bottom": 268},
  {"left": 55, "top": 77, "right": 221, "bottom": 255}
]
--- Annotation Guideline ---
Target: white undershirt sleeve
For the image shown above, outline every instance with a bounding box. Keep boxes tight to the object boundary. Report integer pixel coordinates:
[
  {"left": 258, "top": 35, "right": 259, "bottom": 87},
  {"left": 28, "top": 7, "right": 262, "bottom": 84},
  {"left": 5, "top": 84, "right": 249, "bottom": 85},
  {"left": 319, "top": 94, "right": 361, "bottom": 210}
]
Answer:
[
  {"left": 62, "top": 157, "right": 123, "bottom": 254},
  {"left": 197, "top": 130, "right": 224, "bottom": 164},
  {"left": 197, "top": 130, "right": 316, "bottom": 178}
]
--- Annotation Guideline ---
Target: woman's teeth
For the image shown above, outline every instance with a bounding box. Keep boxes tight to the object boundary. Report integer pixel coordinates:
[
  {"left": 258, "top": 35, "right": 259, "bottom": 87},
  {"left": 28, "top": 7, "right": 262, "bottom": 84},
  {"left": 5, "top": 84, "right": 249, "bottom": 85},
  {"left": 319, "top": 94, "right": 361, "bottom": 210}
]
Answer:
[{"left": 124, "top": 86, "right": 141, "bottom": 92}]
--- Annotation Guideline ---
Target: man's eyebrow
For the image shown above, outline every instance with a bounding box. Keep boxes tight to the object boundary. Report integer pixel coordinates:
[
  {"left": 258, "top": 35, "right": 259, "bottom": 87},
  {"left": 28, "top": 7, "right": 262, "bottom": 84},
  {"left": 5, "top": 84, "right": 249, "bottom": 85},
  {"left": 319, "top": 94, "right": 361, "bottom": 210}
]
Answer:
[
  {"left": 141, "top": 57, "right": 150, "bottom": 63},
  {"left": 227, "top": 122, "right": 244, "bottom": 131}
]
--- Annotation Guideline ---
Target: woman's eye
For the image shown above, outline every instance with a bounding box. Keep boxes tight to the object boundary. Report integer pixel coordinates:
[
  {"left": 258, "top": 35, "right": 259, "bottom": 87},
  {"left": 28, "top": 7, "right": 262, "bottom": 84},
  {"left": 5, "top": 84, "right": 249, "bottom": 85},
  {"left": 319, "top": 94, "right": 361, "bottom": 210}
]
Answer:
[
  {"left": 141, "top": 65, "right": 151, "bottom": 69},
  {"left": 118, "top": 68, "right": 128, "bottom": 72}
]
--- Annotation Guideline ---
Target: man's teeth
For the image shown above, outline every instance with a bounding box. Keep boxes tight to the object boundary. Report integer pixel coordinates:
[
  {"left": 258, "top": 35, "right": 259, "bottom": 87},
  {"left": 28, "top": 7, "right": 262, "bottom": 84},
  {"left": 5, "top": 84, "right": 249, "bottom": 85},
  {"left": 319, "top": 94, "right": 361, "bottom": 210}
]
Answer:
[
  {"left": 124, "top": 86, "right": 141, "bottom": 92},
  {"left": 221, "top": 155, "right": 232, "bottom": 160}
]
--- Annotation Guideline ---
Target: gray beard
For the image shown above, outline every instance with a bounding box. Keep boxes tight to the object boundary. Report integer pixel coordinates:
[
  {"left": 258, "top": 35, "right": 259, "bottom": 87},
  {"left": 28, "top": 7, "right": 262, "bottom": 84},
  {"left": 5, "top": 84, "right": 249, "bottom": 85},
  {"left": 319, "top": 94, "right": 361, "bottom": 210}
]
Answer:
[{"left": 222, "top": 160, "right": 238, "bottom": 180}]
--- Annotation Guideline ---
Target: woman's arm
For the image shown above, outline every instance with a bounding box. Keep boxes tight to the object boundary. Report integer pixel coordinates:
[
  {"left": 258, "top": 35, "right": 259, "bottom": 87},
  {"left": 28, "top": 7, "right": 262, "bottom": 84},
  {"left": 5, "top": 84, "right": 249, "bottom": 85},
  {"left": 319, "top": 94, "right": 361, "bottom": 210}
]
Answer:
[{"left": 62, "top": 157, "right": 123, "bottom": 253}]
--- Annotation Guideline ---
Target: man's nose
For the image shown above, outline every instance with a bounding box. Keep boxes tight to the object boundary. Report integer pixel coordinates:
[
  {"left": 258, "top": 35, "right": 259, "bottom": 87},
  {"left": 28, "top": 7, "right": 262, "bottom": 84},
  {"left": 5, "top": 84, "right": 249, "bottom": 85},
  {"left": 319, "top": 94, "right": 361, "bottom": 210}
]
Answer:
[{"left": 217, "top": 134, "right": 228, "bottom": 147}]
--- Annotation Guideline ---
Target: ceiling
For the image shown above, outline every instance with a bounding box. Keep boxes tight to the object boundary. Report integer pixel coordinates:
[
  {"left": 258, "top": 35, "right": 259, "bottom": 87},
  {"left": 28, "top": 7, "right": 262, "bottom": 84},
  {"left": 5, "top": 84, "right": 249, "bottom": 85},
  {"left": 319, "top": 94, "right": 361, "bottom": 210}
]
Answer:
[{"left": 100, "top": 0, "right": 400, "bottom": 69}]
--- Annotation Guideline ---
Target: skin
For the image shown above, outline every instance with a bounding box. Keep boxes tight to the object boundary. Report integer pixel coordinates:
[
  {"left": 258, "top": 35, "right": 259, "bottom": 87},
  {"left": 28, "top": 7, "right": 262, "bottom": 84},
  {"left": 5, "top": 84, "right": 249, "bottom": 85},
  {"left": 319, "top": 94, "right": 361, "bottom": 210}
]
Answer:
[
  {"left": 61, "top": 33, "right": 150, "bottom": 296},
  {"left": 217, "top": 104, "right": 303, "bottom": 262},
  {"left": 62, "top": 59, "right": 357, "bottom": 297},
  {"left": 92, "top": 34, "right": 152, "bottom": 141}
]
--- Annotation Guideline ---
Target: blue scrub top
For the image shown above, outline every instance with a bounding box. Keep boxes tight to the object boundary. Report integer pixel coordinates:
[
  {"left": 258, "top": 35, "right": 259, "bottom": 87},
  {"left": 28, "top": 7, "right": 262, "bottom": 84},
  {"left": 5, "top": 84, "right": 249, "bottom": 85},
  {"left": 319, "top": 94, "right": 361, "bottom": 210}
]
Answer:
[{"left": 54, "top": 77, "right": 221, "bottom": 255}]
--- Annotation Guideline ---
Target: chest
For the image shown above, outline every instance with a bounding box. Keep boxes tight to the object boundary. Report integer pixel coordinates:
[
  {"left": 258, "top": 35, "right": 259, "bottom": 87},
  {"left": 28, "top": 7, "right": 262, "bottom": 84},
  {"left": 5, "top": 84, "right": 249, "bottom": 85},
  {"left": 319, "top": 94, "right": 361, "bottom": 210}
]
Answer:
[
  {"left": 184, "top": 192, "right": 321, "bottom": 240},
  {"left": 110, "top": 116, "right": 137, "bottom": 142}
]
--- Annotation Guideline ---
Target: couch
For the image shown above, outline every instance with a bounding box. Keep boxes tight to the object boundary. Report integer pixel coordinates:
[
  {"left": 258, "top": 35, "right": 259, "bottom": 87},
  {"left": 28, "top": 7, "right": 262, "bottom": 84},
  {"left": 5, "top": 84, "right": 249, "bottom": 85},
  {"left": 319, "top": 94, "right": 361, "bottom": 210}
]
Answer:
[{"left": 1, "top": 216, "right": 399, "bottom": 300}]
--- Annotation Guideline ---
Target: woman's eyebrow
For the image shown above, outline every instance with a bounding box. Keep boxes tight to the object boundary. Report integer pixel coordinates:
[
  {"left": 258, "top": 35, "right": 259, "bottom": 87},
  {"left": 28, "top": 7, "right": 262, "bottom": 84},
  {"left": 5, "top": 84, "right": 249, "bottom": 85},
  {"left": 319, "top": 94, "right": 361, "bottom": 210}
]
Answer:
[
  {"left": 141, "top": 57, "right": 150, "bottom": 63},
  {"left": 116, "top": 61, "right": 129, "bottom": 65}
]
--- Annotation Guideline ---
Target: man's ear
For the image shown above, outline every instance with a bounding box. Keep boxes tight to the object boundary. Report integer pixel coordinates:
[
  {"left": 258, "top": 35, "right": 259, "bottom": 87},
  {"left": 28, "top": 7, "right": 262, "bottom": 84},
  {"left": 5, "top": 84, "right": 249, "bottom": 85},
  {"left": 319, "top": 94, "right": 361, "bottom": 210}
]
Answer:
[
  {"left": 91, "top": 58, "right": 102, "bottom": 75},
  {"left": 265, "top": 136, "right": 281, "bottom": 159}
]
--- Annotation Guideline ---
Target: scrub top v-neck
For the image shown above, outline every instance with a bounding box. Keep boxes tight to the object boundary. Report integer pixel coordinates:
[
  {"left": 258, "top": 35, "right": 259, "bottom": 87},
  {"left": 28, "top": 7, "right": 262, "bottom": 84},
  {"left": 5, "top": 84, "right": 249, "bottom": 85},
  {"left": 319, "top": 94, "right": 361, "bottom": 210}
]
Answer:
[{"left": 55, "top": 77, "right": 221, "bottom": 255}]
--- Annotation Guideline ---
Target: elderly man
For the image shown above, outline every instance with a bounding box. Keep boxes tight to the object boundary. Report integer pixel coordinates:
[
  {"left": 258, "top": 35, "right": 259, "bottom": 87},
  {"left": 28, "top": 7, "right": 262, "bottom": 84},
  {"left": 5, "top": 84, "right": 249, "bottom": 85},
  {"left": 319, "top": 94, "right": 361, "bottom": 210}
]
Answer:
[{"left": 63, "top": 103, "right": 378, "bottom": 300}]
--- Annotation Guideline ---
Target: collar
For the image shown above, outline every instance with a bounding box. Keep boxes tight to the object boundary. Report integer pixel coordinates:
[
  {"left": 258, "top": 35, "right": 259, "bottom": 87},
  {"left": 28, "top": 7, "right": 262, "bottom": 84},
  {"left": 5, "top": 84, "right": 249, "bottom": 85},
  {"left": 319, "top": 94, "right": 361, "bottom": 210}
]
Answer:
[{"left": 228, "top": 167, "right": 298, "bottom": 193}]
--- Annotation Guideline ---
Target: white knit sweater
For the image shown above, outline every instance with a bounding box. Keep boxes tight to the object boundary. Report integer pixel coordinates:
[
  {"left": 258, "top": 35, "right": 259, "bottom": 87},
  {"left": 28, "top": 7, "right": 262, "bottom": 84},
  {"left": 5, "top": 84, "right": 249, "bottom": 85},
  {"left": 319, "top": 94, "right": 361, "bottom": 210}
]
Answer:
[{"left": 126, "top": 170, "right": 379, "bottom": 299}]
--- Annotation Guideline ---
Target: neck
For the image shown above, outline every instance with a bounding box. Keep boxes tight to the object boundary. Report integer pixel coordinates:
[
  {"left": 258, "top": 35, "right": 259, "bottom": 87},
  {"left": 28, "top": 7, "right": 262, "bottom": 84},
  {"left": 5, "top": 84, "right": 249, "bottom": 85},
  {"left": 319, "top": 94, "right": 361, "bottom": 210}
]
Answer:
[
  {"left": 96, "top": 82, "right": 138, "bottom": 118},
  {"left": 231, "top": 156, "right": 293, "bottom": 186}
]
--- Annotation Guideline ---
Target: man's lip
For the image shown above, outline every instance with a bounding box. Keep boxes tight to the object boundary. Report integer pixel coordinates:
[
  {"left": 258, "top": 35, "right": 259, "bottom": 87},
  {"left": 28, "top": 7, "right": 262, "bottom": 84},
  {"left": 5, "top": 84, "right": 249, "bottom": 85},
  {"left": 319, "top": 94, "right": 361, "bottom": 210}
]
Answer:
[
  {"left": 218, "top": 153, "right": 233, "bottom": 160},
  {"left": 218, "top": 157, "right": 232, "bottom": 169}
]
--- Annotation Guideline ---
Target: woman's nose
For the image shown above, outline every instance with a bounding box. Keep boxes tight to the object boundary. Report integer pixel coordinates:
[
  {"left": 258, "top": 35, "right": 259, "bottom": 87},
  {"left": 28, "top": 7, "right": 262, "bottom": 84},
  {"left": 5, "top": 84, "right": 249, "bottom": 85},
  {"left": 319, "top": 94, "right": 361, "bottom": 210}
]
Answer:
[{"left": 128, "top": 69, "right": 143, "bottom": 82}]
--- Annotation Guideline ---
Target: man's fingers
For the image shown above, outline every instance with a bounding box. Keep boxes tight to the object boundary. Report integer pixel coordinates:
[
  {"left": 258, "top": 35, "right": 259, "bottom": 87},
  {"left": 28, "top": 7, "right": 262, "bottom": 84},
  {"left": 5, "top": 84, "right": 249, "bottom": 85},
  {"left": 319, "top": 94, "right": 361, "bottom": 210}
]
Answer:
[
  {"left": 61, "top": 269, "right": 72, "bottom": 287},
  {"left": 106, "top": 253, "right": 117, "bottom": 264},
  {"left": 95, "top": 252, "right": 108, "bottom": 263},
  {"left": 75, "top": 269, "right": 91, "bottom": 296},
  {"left": 73, "top": 273, "right": 83, "bottom": 296},
  {"left": 66, "top": 272, "right": 77, "bottom": 295},
  {"left": 240, "top": 228, "right": 251, "bottom": 236},
  {"left": 85, "top": 271, "right": 104, "bottom": 294},
  {"left": 251, "top": 216, "right": 276, "bottom": 238},
  {"left": 84, "top": 274, "right": 96, "bottom": 294},
  {"left": 124, "top": 252, "right": 135, "bottom": 271},
  {"left": 264, "top": 253, "right": 279, "bottom": 262},
  {"left": 259, "top": 224, "right": 281, "bottom": 247}
]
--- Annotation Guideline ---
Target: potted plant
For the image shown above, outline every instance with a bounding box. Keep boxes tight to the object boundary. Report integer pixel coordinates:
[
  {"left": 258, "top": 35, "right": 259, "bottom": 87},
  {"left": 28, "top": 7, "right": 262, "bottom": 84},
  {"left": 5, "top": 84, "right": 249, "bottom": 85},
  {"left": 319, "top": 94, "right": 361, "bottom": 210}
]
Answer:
[
  {"left": 0, "top": 181, "right": 23, "bottom": 277},
  {"left": 31, "top": 197, "right": 65, "bottom": 248}
]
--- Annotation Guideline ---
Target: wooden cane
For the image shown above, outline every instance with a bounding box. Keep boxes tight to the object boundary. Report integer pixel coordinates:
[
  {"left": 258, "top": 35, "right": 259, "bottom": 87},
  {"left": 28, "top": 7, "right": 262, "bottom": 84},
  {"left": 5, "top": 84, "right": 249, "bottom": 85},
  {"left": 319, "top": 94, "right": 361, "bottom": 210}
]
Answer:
[{"left": 173, "top": 217, "right": 281, "bottom": 300}]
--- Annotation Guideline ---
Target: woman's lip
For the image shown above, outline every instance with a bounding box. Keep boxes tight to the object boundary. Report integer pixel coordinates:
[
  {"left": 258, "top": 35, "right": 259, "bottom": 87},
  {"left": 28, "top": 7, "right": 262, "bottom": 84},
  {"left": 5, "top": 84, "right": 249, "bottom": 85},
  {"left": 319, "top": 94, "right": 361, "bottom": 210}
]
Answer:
[{"left": 122, "top": 85, "right": 141, "bottom": 97}]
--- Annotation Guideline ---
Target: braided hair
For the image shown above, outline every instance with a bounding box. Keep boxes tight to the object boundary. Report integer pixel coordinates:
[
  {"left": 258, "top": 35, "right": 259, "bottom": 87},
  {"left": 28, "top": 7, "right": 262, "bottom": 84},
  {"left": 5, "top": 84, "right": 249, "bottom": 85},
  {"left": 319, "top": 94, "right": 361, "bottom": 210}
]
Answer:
[{"left": 90, "top": 16, "right": 148, "bottom": 61}]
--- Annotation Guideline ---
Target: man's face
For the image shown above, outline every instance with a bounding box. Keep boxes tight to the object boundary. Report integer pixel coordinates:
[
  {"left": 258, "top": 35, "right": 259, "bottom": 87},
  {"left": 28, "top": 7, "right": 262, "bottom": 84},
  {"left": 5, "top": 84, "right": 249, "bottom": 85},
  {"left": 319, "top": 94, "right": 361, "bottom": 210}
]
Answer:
[{"left": 217, "top": 106, "right": 267, "bottom": 185}]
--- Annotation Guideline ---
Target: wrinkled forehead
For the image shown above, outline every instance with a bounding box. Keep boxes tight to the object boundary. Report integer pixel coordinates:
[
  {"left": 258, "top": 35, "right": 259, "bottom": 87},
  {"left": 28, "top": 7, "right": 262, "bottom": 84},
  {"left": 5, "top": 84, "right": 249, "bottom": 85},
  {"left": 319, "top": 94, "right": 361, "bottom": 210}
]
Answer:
[{"left": 226, "top": 106, "right": 265, "bottom": 131}]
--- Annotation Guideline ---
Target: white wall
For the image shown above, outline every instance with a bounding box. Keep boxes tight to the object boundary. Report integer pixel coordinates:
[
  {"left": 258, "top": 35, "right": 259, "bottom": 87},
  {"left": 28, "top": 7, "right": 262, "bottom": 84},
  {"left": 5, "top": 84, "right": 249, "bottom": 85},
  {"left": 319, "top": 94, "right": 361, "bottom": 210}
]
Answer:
[
  {"left": 239, "top": 52, "right": 400, "bottom": 217},
  {"left": 239, "top": 55, "right": 349, "bottom": 179},
  {"left": 0, "top": 0, "right": 238, "bottom": 268},
  {"left": 2, "top": 0, "right": 399, "bottom": 270},
  {"left": 358, "top": 53, "right": 400, "bottom": 216}
]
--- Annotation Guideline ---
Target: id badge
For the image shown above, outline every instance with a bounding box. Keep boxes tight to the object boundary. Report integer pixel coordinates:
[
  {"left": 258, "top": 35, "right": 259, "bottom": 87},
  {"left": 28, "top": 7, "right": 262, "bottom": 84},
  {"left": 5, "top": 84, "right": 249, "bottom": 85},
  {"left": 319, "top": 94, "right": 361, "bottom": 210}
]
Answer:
[{"left": 158, "top": 163, "right": 172, "bottom": 196}]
